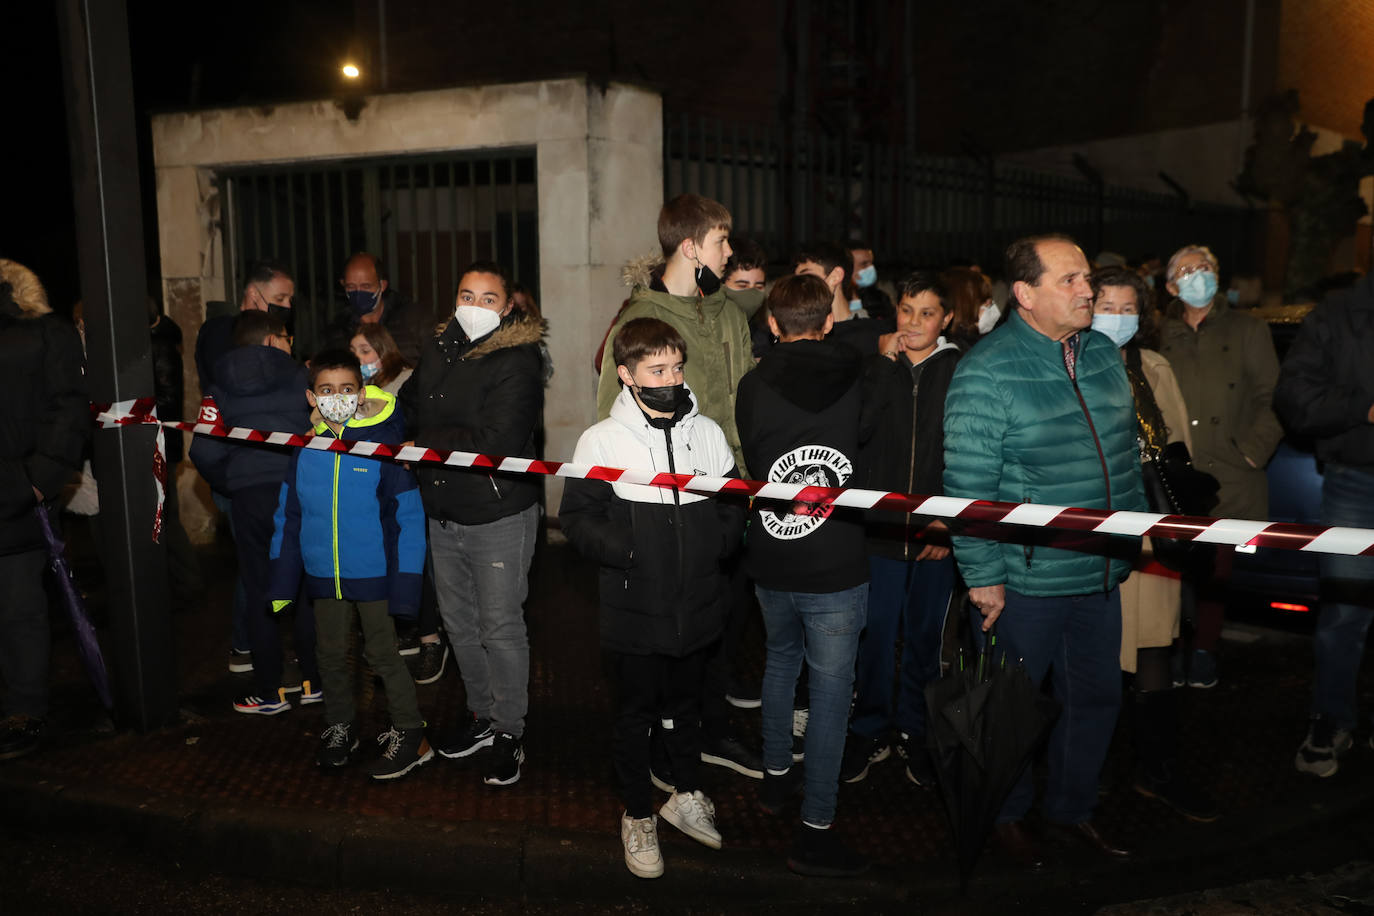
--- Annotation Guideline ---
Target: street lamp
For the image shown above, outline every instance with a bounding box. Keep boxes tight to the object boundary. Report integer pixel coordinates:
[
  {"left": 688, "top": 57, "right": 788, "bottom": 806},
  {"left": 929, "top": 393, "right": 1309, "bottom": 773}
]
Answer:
[{"left": 342, "top": 63, "right": 360, "bottom": 80}]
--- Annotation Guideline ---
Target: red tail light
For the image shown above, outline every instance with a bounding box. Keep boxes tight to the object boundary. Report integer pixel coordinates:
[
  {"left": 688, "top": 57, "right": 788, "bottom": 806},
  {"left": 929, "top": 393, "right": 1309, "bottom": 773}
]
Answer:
[{"left": 1270, "top": 601, "right": 1310, "bottom": 613}]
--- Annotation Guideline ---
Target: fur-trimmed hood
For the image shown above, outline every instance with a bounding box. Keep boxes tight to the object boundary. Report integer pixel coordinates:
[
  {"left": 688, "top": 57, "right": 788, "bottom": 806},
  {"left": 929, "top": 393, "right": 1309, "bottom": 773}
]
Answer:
[
  {"left": 434, "top": 312, "right": 547, "bottom": 361},
  {"left": 622, "top": 251, "right": 665, "bottom": 289},
  {"left": 0, "top": 260, "right": 52, "bottom": 318}
]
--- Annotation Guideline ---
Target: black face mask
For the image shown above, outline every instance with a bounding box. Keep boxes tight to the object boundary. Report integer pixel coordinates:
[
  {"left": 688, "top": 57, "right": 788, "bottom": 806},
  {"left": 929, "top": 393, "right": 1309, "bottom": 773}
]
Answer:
[
  {"left": 695, "top": 261, "right": 722, "bottom": 297},
  {"left": 268, "top": 304, "right": 294, "bottom": 337},
  {"left": 636, "top": 383, "right": 689, "bottom": 414}
]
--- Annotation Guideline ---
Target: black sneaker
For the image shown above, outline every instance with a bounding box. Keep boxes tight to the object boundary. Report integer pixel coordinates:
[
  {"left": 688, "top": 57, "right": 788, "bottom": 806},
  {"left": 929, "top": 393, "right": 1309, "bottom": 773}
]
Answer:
[
  {"left": 396, "top": 625, "right": 421, "bottom": 657},
  {"left": 757, "top": 766, "right": 805, "bottom": 815},
  {"left": 701, "top": 733, "right": 764, "bottom": 779},
  {"left": 726, "top": 679, "right": 762, "bottom": 709},
  {"left": 483, "top": 732, "right": 525, "bottom": 786},
  {"left": 365, "top": 726, "right": 434, "bottom": 781},
  {"left": 228, "top": 648, "right": 254, "bottom": 673},
  {"left": 895, "top": 732, "right": 935, "bottom": 787},
  {"left": 787, "top": 824, "right": 870, "bottom": 878},
  {"left": 791, "top": 707, "right": 808, "bottom": 762},
  {"left": 316, "top": 722, "right": 359, "bottom": 768},
  {"left": 410, "top": 643, "right": 448, "bottom": 685},
  {"left": 0, "top": 715, "right": 43, "bottom": 761},
  {"left": 839, "top": 733, "right": 891, "bottom": 784},
  {"left": 436, "top": 714, "right": 495, "bottom": 759}
]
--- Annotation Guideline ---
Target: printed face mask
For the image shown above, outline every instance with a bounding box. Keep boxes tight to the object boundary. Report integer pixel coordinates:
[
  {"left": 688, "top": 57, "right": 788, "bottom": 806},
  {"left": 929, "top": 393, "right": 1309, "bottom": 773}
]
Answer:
[
  {"left": 455, "top": 304, "right": 502, "bottom": 340},
  {"left": 316, "top": 392, "right": 359, "bottom": 424},
  {"left": 360, "top": 361, "right": 380, "bottom": 381},
  {"left": 1091, "top": 313, "right": 1140, "bottom": 348},
  {"left": 1177, "top": 269, "right": 1218, "bottom": 309}
]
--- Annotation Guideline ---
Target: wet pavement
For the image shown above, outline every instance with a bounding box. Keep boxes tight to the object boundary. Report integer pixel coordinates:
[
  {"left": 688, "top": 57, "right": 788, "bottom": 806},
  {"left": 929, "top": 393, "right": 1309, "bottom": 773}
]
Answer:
[{"left": 2, "top": 522, "right": 1374, "bottom": 913}]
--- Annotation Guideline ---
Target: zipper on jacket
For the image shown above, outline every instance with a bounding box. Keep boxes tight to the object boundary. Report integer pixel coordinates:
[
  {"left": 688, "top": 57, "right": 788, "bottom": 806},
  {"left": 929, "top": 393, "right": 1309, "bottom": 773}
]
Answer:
[
  {"left": 903, "top": 379, "right": 920, "bottom": 562},
  {"left": 663, "top": 424, "right": 686, "bottom": 645},
  {"left": 1068, "top": 366, "right": 1113, "bottom": 592},
  {"left": 331, "top": 450, "right": 343, "bottom": 599}
]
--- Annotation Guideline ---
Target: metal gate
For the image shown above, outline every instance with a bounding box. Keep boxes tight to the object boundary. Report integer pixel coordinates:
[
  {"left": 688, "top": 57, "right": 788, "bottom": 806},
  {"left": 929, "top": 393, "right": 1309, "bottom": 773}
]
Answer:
[{"left": 220, "top": 149, "right": 539, "bottom": 355}]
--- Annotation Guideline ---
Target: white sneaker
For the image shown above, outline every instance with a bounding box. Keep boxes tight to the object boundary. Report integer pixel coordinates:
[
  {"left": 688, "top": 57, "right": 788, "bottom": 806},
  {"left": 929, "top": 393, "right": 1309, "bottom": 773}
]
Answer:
[
  {"left": 659, "top": 789, "right": 722, "bottom": 850},
  {"left": 1294, "top": 718, "right": 1354, "bottom": 778},
  {"left": 620, "top": 813, "right": 663, "bottom": 878}
]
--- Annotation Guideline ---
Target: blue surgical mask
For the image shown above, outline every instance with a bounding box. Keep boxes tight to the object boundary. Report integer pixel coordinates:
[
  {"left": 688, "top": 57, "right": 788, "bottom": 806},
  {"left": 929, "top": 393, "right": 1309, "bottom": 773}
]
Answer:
[
  {"left": 1226, "top": 288, "right": 1240, "bottom": 305},
  {"left": 1091, "top": 313, "right": 1139, "bottom": 348},
  {"left": 346, "top": 288, "right": 381, "bottom": 317},
  {"left": 848, "top": 298, "right": 864, "bottom": 313},
  {"left": 360, "top": 360, "right": 380, "bottom": 381},
  {"left": 1177, "top": 270, "right": 1217, "bottom": 309},
  {"left": 855, "top": 265, "right": 877, "bottom": 288}
]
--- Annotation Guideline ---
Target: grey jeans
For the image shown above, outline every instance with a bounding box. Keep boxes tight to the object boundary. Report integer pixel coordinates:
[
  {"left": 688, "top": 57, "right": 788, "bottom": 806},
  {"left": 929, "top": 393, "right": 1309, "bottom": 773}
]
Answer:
[{"left": 428, "top": 504, "right": 537, "bottom": 738}]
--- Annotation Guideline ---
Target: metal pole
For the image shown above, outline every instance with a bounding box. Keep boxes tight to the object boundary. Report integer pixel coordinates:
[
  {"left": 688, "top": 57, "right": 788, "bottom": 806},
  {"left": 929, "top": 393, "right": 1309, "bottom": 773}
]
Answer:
[{"left": 56, "top": 0, "right": 176, "bottom": 731}]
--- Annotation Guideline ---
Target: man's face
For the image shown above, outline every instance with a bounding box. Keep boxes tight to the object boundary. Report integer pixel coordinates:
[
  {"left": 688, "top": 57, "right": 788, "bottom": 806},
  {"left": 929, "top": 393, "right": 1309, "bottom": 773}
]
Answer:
[
  {"left": 1015, "top": 240, "right": 1093, "bottom": 340},
  {"left": 896, "top": 291, "right": 952, "bottom": 354},
  {"left": 617, "top": 348, "right": 685, "bottom": 391},
  {"left": 687, "top": 227, "right": 732, "bottom": 278},
  {"left": 794, "top": 259, "right": 841, "bottom": 293},
  {"left": 725, "top": 267, "right": 766, "bottom": 292},
  {"left": 246, "top": 274, "right": 294, "bottom": 312},
  {"left": 456, "top": 271, "right": 511, "bottom": 315},
  {"left": 1165, "top": 250, "right": 1214, "bottom": 298},
  {"left": 341, "top": 259, "right": 388, "bottom": 320}
]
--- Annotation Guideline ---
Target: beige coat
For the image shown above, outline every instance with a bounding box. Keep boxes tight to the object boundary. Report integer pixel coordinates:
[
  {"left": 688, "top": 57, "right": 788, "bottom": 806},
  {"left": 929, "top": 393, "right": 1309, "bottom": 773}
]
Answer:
[{"left": 1120, "top": 348, "right": 1189, "bottom": 673}]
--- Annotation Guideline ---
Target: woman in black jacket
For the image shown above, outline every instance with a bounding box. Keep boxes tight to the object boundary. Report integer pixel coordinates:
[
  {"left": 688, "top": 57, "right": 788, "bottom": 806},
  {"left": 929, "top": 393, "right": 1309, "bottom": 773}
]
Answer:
[{"left": 399, "top": 261, "right": 545, "bottom": 788}]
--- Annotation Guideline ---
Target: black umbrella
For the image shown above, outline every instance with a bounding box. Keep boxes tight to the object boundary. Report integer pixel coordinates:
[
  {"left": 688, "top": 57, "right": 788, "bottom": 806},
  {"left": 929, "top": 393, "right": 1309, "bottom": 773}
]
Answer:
[
  {"left": 925, "top": 618, "right": 1059, "bottom": 889},
  {"left": 36, "top": 506, "right": 113, "bottom": 710}
]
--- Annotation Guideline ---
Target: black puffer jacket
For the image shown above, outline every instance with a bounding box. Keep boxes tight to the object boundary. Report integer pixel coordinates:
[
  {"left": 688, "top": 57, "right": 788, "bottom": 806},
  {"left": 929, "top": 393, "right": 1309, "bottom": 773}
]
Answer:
[
  {"left": 0, "top": 266, "right": 89, "bottom": 557},
  {"left": 1274, "top": 272, "right": 1374, "bottom": 468},
  {"left": 858, "top": 342, "right": 960, "bottom": 559},
  {"left": 399, "top": 312, "right": 545, "bottom": 525},
  {"left": 322, "top": 287, "right": 436, "bottom": 368}
]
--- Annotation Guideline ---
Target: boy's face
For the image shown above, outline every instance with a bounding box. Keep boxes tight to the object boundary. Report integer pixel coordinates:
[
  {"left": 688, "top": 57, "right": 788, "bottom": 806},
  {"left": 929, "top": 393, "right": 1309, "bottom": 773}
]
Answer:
[
  {"left": 307, "top": 367, "right": 363, "bottom": 407},
  {"left": 684, "top": 227, "right": 732, "bottom": 278},
  {"left": 725, "top": 267, "right": 766, "bottom": 292},
  {"left": 895, "top": 291, "right": 951, "bottom": 354},
  {"left": 616, "top": 347, "right": 685, "bottom": 391}
]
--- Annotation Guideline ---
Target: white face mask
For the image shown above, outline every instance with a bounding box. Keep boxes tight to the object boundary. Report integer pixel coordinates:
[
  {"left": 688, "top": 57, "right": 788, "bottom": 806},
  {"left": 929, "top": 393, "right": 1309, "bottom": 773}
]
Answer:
[
  {"left": 977, "top": 301, "right": 1001, "bottom": 335},
  {"left": 316, "top": 393, "right": 359, "bottom": 424},
  {"left": 455, "top": 304, "right": 502, "bottom": 340}
]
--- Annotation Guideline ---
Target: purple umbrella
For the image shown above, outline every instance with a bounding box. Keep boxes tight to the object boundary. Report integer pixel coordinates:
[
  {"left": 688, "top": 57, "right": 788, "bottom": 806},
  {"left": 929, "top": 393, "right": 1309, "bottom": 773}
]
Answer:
[{"left": 35, "top": 507, "right": 113, "bottom": 710}]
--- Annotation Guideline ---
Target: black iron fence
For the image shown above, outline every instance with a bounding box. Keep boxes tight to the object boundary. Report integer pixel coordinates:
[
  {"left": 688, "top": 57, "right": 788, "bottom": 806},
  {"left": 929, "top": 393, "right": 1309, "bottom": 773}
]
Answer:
[
  {"left": 664, "top": 114, "right": 1256, "bottom": 275},
  {"left": 219, "top": 149, "right": 539, "bottom": 355}
]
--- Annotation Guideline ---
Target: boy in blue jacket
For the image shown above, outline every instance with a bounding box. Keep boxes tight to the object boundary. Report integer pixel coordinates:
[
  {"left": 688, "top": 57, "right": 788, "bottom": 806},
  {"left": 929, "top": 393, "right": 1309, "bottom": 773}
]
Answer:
[{"left": 269, "top": 349, "right": 431, "bottom": 781}]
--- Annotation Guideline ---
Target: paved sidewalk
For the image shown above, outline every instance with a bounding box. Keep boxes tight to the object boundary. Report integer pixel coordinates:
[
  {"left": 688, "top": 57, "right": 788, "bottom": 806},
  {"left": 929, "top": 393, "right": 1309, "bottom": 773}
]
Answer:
[{"left": 2, "top": 530, "right": 1373, "bottom": 911}]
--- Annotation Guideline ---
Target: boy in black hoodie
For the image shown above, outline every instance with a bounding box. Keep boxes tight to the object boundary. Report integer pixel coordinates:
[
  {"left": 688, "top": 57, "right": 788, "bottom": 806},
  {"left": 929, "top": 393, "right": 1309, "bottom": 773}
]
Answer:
[
  {"left": 843, "top": 272, "right": 960, "bottom": 788},
  {"left": 735, "top": 274, "right": 872, "bottom": 878}
]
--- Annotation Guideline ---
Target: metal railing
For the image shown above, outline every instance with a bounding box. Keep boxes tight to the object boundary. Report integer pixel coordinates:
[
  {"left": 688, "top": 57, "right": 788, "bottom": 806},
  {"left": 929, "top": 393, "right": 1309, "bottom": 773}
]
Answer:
[
  {"left": 665, "top": 114, "right": 1255, "bottom": 273},
  {"left": 220, "top": 149, "right": 539, "bottom": 354}
]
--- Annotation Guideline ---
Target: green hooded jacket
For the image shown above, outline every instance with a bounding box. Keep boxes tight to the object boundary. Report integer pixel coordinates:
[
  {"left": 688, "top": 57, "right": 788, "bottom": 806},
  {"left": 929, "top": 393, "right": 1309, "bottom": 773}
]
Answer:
[{"left": 596, "top": 282, "right": 763, "bottom": 476}]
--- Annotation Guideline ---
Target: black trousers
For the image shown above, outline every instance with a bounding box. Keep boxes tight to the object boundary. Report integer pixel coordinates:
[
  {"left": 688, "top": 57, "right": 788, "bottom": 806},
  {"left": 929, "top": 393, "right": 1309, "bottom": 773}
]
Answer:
[{"left": 611, "top": 646, "right": 710, "bottom": 819}]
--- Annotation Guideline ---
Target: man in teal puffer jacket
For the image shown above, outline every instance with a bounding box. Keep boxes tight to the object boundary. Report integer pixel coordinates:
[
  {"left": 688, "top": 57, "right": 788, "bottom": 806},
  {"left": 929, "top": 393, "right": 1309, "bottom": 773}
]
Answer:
[{"left": 943, "top": 234, "right": 1145, "bottom": 867}]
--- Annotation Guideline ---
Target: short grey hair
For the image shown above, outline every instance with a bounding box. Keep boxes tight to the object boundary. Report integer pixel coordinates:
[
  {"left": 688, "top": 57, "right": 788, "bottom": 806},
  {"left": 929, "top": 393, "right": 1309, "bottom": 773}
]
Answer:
[{"left": 1166, "top": 245, "right": 1219, "bottom": 282}]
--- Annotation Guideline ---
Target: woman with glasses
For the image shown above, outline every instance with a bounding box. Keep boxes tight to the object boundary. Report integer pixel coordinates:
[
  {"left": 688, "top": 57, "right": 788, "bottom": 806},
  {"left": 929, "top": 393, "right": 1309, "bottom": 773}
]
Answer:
[{"left": 1157, "top": 245, "right": 1284, "bottom": 689}]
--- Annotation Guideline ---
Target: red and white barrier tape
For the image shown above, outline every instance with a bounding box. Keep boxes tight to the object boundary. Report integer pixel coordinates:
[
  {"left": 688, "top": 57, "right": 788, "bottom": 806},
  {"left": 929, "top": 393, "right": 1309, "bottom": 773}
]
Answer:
[{"left": 94, "top": 397, "right": 1374, "bottom": 557}]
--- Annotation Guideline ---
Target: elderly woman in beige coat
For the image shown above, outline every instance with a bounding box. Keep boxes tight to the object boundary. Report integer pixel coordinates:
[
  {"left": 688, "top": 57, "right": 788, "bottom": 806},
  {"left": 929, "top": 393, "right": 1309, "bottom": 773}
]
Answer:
[{"left": 1090, "top": 266, "right": 1218, "bottom": 823}]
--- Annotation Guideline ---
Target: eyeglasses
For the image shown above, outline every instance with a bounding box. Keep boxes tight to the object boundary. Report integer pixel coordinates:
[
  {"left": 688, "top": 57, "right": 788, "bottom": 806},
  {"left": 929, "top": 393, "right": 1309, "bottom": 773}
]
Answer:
[{"left": 1171, "top": 261, "right": 1214, "bottom": 282}]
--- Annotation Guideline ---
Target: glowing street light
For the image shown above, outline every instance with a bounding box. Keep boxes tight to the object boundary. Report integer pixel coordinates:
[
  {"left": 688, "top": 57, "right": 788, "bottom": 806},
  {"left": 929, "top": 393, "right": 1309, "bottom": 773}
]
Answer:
[{"left": 341, "top": 63, "right": 360, "bottom": 79}]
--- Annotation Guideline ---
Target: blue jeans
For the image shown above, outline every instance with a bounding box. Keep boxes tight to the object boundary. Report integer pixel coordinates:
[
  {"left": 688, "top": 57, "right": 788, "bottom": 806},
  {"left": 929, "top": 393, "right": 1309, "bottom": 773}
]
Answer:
[
  {"left": 853, "top": 554, "right": 955, "bottom": 742},
  {"left": 429, "top": 504, "right": 537, "bottom": 738},
  {"left": 994, "top": 587, "right": 1123, "bottom": 826},
  {"left": 1313, "top": 464, "right": 1374, "bottom": 730},
  {"left": 756, "top": 583, "right": 867, "bottom": 827}
]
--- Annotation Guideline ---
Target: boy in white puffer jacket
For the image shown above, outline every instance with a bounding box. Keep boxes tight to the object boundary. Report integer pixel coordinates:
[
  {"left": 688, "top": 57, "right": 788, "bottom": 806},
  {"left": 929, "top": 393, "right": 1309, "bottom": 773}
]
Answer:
[{"left": 560, "top": 317, "right": 745, "bottom": 879}]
